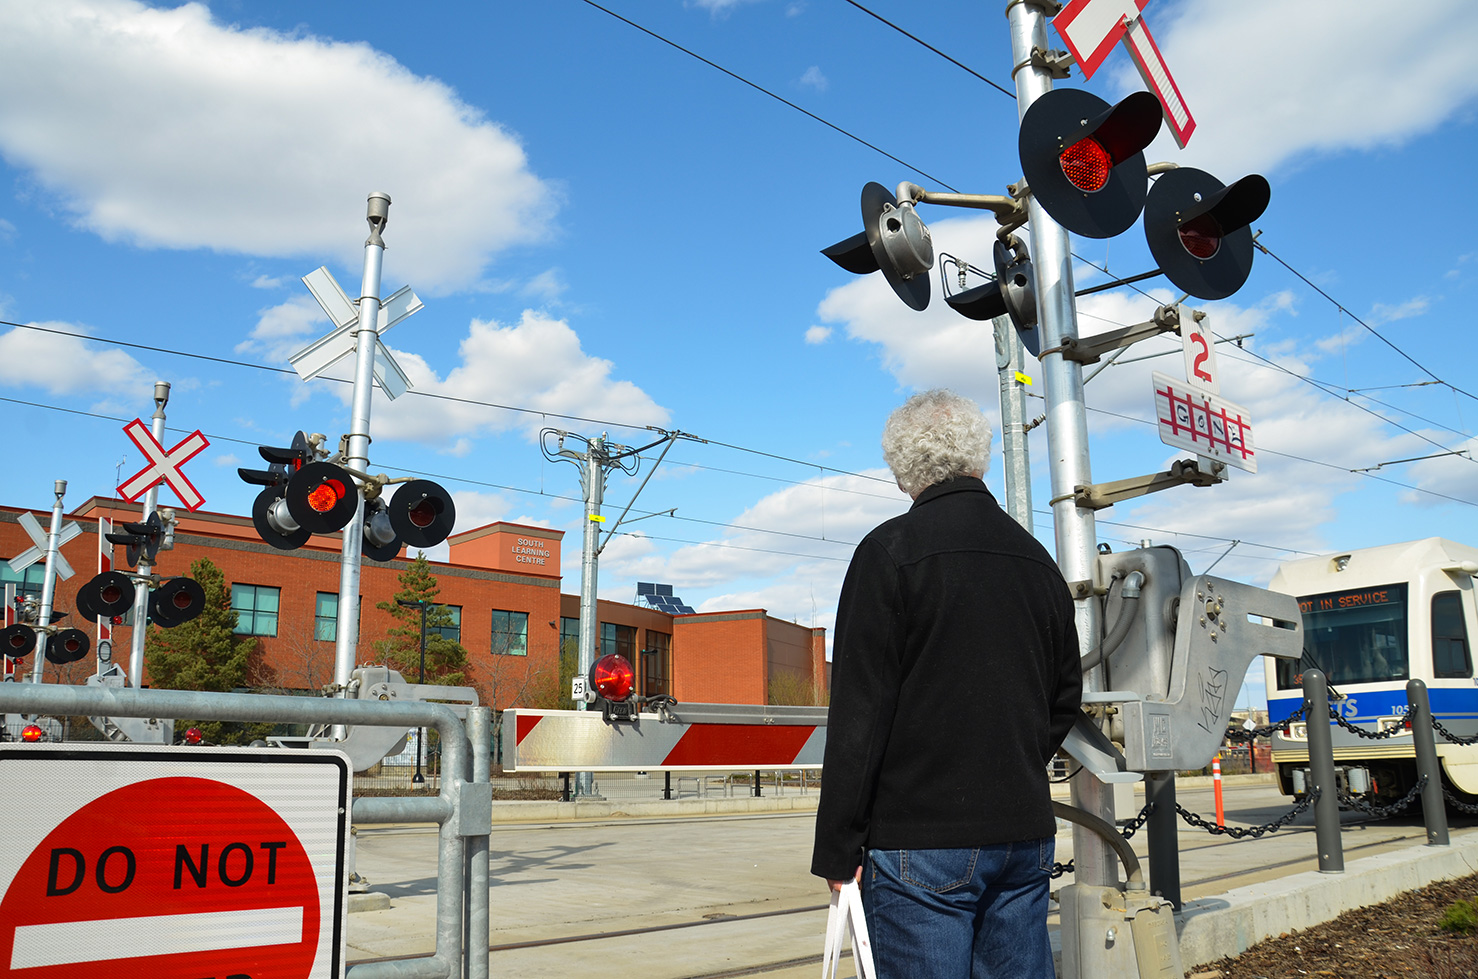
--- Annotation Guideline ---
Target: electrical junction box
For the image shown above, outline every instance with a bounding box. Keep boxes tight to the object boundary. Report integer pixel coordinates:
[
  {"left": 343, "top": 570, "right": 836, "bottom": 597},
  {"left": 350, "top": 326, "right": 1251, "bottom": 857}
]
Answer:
[{"left": 1058, "top": 884, "right": 1182, "bottom": 979}]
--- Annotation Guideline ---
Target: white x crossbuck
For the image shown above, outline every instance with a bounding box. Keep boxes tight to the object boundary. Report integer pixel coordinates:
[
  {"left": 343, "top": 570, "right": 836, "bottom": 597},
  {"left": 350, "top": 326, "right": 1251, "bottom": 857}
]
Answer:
[
  {"left": 7, "top": 512, "right": 82, "bottom": 579},
  {"left": 117, "top": 419, "right": 211, "bottom": 512}
]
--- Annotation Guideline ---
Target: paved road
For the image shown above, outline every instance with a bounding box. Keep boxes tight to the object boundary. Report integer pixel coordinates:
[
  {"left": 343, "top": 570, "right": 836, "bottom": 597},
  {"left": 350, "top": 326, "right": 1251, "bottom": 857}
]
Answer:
[{"left": 346, "top": 780, "right": 1477, "bottom": 978}]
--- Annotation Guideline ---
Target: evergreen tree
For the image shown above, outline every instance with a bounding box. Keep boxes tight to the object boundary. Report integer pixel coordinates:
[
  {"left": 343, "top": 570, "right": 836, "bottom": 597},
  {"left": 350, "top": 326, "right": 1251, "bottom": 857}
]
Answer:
[
  {"left": 146, "top": 557, "right": 272, "bottom": 744},
  {"left": 374, "top": 552, "right": 471, "bottom": 686}
]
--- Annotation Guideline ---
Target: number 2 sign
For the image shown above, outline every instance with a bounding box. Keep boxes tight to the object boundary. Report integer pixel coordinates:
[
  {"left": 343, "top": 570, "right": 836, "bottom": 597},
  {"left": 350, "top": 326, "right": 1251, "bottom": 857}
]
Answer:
[{"left": 1180, "top": 307, "right": 1219, "bottom": 394}]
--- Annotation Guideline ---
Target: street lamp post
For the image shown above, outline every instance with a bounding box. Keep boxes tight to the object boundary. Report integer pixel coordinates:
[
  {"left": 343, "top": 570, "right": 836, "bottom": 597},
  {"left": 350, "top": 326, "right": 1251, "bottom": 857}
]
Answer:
[{"left": 397, "top": 598, "right": 434, "bottom": 785}]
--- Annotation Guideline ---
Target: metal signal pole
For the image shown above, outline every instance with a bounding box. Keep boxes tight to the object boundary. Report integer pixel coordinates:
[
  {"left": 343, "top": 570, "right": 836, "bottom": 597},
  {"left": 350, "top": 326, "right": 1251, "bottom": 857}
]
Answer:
[
  {"left": 28, "top": 481, "right": 68, "bottom": 683},
  {"left": 993, "top": 315, "right": 1034, "bottom": 533},
  {"left": 127, "top": 382, "right": 170, "bottom": 688},
  {"left": 332, "top": 193, "right": 392, "bottom": 720},
  {"left": 1005, "top": 2, "right": 1115, "bottom": 884}
]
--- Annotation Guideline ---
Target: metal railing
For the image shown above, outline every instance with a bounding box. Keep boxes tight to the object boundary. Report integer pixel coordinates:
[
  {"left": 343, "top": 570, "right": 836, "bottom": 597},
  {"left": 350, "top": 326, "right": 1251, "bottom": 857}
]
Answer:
[{"left": 0, "top": 682, "right": 492, "bottom": 979}]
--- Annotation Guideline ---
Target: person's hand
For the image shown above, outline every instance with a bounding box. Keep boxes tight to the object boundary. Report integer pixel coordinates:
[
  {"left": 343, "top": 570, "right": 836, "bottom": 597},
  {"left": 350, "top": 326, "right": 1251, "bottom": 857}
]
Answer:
[{"left": 828, "top": 866, "right": 862, "bottom": 893}]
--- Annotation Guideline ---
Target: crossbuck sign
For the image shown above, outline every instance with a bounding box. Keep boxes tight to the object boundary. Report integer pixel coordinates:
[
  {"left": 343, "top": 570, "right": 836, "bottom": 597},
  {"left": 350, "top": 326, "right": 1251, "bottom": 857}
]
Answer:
[
  {"left": 1053, "top": 0, "right": 1196, "bottom": 147},
  {"left": 117, "top": 419, "right": 210, "bottom": 512}
]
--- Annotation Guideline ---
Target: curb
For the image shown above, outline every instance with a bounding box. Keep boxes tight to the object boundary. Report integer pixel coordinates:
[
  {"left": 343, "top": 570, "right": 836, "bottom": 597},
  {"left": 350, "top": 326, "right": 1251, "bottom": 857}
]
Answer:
[{"left": 1176, "top": 829, "right": 1478, "bottom": 969}]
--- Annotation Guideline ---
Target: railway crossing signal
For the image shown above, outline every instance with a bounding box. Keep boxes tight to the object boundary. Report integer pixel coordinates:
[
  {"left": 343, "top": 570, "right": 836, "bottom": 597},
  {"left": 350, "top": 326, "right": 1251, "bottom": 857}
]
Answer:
[
  {"left": 116, "top": 417, "right": 209, "bottom": 512},
  {"left": 1, "top": 623, "right": 35, "bottom": 659},
  {"left": 1143, "top": 167, "right": 1270, "bottom": 301},
  {"left": 821, "top": 182, "right": 934, "bottom": 311},
  {"left": 104, "top": 512, "right": 165, "bottom": 568},
  {"left": 238, "top": 431, "right": 456, "bottom": 554},
  {"left": 44, "top": 628, "right": 89, "bottom": 664},
  {"left": 74, "top": 570, "right": 135, "bottom": 623}
]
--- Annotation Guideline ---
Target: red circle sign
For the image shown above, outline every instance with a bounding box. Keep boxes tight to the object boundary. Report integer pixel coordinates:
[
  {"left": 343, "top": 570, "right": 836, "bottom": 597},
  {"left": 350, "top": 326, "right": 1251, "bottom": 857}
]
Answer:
[{"left": 0, "top": 777, "right": 321, "bottom": 979}]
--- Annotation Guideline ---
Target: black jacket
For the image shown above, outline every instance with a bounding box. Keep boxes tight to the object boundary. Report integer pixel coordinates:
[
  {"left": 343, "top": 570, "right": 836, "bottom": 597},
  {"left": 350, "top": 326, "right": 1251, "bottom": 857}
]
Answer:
[{"left": 811, "top": 476, "right": 1082, "bottom": 880}]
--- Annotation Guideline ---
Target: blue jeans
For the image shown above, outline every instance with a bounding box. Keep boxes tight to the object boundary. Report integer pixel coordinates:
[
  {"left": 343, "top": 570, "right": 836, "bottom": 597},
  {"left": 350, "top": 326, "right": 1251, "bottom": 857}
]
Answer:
[{"left": 862, "top": 840, "right": 1054, "bottom": 979}]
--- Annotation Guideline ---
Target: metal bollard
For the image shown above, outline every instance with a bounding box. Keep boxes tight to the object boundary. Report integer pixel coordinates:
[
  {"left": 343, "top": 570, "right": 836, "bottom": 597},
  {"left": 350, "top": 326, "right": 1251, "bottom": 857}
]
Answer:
[
  {"left": 1407, "top": 679, "right": 1450, "bottom": 846},
  {"left": 1304, "top": 670, "right": 1344, "bottom": 873},
  {"left": 1145, "top": 772, "right": 1181, "bottom": 910}
]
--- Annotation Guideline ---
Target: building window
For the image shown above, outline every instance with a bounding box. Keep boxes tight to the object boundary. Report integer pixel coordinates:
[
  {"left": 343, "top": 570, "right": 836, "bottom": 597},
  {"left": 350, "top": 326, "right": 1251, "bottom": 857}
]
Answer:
[
  {"left": 315, "top": 593, "right": 338, "bottom": 642},
  {"left": 643, "top": 630, "right": 671, "bottom": 698},
  {"left": 231, "top": 584, "right": 279, "bottom": 637},
  {"left": 434, "top": 605, "right": 462, "bottom": 643},
  {"left": 0, "top": 563, "right": 45, "bottom": 602},
  {"left": 491, "top": 610, "right": 529, "bottom": 656},
  {"left": 601, "top": 622, "right": 636, "bottom": 661},
  {"left": 1432, "top": 591, "right": 1473, "bottom": 678},
  {"left": 560, "top": 616, "right": 580, "bottom": 654}
]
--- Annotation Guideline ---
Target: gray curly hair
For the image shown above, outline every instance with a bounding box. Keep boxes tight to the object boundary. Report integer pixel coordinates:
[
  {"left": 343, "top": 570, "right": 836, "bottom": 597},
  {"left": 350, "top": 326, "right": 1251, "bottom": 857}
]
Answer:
[{"left": 881, "top": 389, "right": 992, "bottom": 498}]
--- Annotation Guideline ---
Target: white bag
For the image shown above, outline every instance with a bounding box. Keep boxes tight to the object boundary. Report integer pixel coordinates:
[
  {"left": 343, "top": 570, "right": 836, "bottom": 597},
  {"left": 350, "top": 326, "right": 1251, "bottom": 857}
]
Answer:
[{"left": 822, "top": 880, "right": 876, "bottom": 979}]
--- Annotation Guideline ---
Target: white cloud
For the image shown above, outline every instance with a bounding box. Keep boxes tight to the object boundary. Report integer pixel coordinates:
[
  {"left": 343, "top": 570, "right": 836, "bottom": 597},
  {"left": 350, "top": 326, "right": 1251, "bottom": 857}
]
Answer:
[
  {"left": 800, "top": 66, "right": 828, "bottom": 91},
  {"left": 608, "top": 470, "right": 905, "bottom": 594},
  {"left": 0, "top": 322, "right": 151, "bottom": 396},
  {"left": 687, "top": 0, "right": 764, "bottom": 15},
  {"left": 236, "top": 296, "right": 327, "bottom": 364},
  {"left": 520, "top": 269, "right": 567, "bottom": 302},
  {"left": 212, "top": 452, "right": 240, "bottom": 468},
  {"left": 366, "top": 309, "right": 670, "bottom": 446},
  {"left": 804, "top": 325, "right": 832, "bottom": 345},
  {"left": 250, "top": 273, "right": 292, "bottom": 290},
  {"left": 0, "top": 0, "right": 556, "bottom": 293},
  {"left": 1367, "top": 296, "right": 1429, "bottom": 325},
  {"left": 1119, "top": 0, "right": 1478, "bottom": 177},
  {"left": 0, "top": 218, "right": 15, "bottom": 242}
]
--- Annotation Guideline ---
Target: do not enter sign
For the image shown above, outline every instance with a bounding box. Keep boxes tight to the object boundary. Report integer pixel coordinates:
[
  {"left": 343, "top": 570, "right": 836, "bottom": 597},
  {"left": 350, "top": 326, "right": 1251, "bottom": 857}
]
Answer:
[{"left": 0, "top": 747, "right": 348, "bottom": 979}]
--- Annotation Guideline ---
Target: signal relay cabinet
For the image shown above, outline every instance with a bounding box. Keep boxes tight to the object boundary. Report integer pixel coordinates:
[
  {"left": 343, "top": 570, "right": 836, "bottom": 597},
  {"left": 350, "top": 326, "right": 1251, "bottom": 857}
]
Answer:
[{"left": 1091, "top": 547, "right": 1303, "bottom": 772}]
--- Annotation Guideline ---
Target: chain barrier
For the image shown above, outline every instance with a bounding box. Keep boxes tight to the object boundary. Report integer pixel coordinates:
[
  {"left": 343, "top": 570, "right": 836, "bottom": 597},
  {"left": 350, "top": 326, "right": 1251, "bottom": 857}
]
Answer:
[
  {"left": 1431, "top": 716, "right": 1478, "bottom": 746},
  {"left": 1327, "top": 706, "right": 1410, "bottom": 740},
  {"left": 1049, "top": 801, "right": 1155, "bottom": 879},
  {"left": 1336, "top": 774, "right": 1427, "bottom": 818},
  {"left": 1225, "top": 704, "right": 1310, "bottom": 743},
  {"left": 1441, "top": 784, "right": 1478, "bottom": 815},
  {"left": 1174, "top": 788, "right": 1319, "bottom": 840}
]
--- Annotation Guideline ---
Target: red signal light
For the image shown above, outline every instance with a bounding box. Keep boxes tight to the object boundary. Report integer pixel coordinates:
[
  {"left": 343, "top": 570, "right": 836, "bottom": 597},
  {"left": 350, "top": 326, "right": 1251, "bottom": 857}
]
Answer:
[
  {"left": 306, "top": 479, "right": 347, "bottom": 514},
  {"left": 21, "top": 724, "right": 44, "bottom": 743},
  {"left": 184, "top": 728, "right": 203, "bottom": 745},
  {"left": 1178, "top": 212, "right": 1222, "bottom": 259},
  {"left": 100, "top": 584, "right": 123, "bottom": 604},
  {"left": 6, "top": 631, "right": 27, "bottom": 651},
  {"left": 1059, "top": 137, "right": 1112, "bottom": 193},
  {"left": 591, "top": 653, "right": 635, "bottom": 702},
  {"left": 407, "top": 499, "right": 437, "bottom": 529}
]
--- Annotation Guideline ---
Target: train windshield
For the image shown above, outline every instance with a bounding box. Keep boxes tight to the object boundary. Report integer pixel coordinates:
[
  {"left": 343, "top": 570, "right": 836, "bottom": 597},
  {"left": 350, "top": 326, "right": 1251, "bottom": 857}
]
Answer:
[{"left": 1276, "top": 583, "right": 1408, "bottom": 689}]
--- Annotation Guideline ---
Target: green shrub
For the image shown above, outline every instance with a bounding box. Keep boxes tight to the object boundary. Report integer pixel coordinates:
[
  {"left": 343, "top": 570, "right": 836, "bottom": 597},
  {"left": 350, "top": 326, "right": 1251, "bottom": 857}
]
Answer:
[{"left": 1438, "top": 896, "right": 1478, "bottom": 933}]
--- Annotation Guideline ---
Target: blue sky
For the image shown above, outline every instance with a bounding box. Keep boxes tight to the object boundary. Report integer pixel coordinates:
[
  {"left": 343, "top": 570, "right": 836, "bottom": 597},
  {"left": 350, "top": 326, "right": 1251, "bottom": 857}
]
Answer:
[{"left": 2, "top": 0, "right": 1478, "bottom": 708}]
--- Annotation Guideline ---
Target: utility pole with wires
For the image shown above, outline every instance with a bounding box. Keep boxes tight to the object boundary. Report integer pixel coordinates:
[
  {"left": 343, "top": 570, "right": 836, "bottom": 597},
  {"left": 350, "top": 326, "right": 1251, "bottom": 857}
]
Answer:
[{"left": 542, "top": 427, "right": 689, "bottom": 798}]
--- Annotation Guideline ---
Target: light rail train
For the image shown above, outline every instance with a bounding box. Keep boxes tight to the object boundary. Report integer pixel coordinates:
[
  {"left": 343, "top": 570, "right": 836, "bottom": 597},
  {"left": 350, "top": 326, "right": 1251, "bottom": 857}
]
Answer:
[{"left": 1267, "top": 538, "right": 1478, "bottom": 802}]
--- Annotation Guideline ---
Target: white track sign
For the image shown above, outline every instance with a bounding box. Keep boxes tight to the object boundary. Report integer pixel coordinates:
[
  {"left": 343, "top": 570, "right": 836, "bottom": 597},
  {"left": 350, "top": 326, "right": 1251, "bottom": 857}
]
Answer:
[
  {"left": 0, "top": 745, "right": 349, "bottom": 979},
  {"left": 1180, "top": 308, "right": 1220, "bottom": 395},
  {"left": 1152, "top": 372, "right": 1257, "bottom": 473}
]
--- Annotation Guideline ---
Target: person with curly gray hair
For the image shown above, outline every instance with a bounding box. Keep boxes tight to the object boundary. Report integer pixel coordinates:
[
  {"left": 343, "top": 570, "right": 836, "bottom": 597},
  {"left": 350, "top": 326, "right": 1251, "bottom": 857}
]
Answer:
[{"left": 812, "top": 389, "right": 1081, "bottom": 979}]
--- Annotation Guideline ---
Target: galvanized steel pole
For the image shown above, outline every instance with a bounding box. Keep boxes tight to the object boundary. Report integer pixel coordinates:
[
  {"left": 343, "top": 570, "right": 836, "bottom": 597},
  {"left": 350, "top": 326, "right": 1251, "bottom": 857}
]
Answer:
[
  {"left": 1407, "top": 679, "right": 1450, "bottom": 846},
  {"left": 127, "top": 383, "right": 170, "bottom": 688},
  {"left": 575, "top": 436, "right": 606, "bottom": 798},
  {"left": 993, "top": 315, "right": 1033, "bottom": 533},
  {"left": 333, "top": 193, "right": 391, "bottom": 713},
  {"left": 1303, "top": 670, "right": 1344, "bottom": 872},
  {"left": 1005, "top": 0, "right": 1111, "bottom": 882},
  {"left": 28, "top": 480, "right": 68, "bottom": 683}
]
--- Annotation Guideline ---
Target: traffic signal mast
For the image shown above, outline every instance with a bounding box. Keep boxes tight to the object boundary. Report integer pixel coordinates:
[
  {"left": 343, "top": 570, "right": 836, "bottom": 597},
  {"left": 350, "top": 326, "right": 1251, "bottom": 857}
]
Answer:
[
  {"left": 235, "top": 195, "right": 459, "bottom": 737},
  {"left": 820, "top": 2, "right": 1289, "bottom": 974}
]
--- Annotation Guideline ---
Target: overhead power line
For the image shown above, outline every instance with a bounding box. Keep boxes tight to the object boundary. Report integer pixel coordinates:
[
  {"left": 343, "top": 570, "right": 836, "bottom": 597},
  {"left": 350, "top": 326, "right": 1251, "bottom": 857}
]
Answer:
[{"left": 840, "top": 0, "right": 1017, "bottom": 99}]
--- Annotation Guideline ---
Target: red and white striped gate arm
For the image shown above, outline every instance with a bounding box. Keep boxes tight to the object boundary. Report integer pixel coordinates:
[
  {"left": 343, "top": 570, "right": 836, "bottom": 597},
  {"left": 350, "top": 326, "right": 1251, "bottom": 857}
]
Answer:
[{"left": 503, "top": 703, "right": 828, "bottom": 772}]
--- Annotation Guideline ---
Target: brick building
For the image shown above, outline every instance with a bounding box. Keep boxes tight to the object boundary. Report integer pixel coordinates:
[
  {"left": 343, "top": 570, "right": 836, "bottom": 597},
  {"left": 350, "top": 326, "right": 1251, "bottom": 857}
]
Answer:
[{"left": 1, "top": 499, "right": 828, "bottom": 709}]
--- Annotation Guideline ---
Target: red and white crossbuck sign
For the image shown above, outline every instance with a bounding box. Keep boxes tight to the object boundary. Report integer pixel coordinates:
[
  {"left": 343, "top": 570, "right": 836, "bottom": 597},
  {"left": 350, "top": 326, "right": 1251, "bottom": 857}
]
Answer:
[
  {"left": 1053, "top": 0, "right": 1196, "bottom": 147},
  {"left": 116, "top": 419, "right": 210, "bottom": 512}
]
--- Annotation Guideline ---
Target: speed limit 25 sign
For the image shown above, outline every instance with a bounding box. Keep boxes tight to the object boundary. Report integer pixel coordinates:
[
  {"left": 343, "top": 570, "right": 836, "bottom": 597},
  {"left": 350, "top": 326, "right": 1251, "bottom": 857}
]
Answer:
[{"left": 0, "top": 745, "right": 349, "bottom": 979}]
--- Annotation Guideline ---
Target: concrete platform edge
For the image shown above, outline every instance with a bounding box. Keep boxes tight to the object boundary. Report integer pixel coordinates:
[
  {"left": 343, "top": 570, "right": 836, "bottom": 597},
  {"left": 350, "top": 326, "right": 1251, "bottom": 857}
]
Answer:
[{"left": 1176, "top": 829, "right": 1478, "bottom": 970}]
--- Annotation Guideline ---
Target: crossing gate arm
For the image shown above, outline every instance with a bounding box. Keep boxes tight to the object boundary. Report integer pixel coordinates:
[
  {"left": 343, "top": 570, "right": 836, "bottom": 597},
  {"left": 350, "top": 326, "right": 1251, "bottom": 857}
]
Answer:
[{"left": 503, "top": 703, "right": 829, "bottom": 772}]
